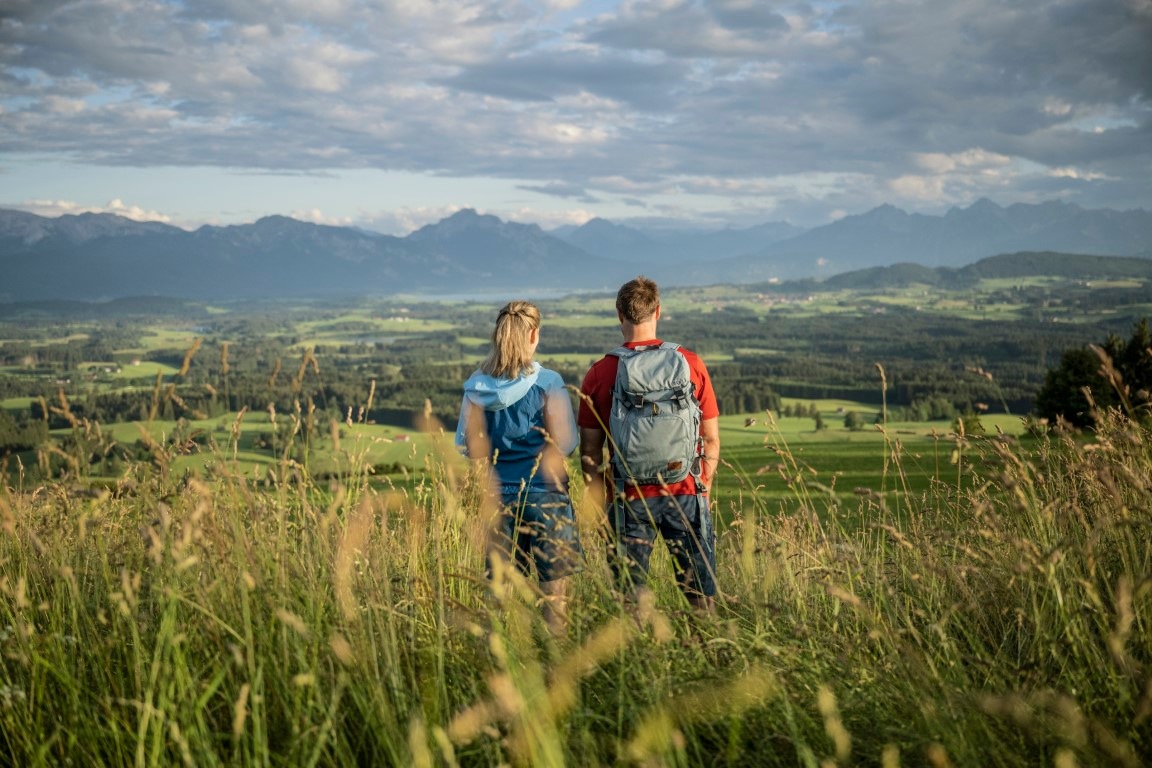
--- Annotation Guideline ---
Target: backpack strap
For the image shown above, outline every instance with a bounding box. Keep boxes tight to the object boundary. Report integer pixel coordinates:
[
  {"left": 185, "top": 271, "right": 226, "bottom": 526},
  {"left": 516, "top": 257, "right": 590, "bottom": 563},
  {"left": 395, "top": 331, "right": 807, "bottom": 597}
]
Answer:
[{"left": 608, "top": 341, "right": 680, "bottom": 358}]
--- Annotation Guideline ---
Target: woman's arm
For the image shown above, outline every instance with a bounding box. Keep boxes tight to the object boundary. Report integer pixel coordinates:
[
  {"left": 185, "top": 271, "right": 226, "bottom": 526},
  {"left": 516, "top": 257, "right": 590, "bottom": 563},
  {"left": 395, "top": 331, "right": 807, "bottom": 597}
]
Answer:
[
  {"left": 455, "top": 397, "right": 490, "bottom": 460},
  {"left": 543, "top": 387, "right": 578, "bottom": 456}
]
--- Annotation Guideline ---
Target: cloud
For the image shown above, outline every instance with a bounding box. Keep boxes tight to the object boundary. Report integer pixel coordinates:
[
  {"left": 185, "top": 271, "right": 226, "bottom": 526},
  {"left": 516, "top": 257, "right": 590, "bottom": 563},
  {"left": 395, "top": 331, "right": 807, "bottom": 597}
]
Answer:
[
  {"left": 584, "top": 0, "right": 790, "bottom": 58},
  {"left": 356, "top": 206, "right": 469, "bottom": 236},
  {"left": 885, "top": 149, "right": 1021, "bottom": 207},
  {"left": 350, "top": 203, "right": 594, "bottom": 235},
  {"left": 15, "top": 198, "right": 175, "bottom": 223},
  {"left": 913, "top": 150, "right": 1013, "bottom": 176},
  {"left": 708, "top": 0, "right": 790, "bottom": 31},
  {"left": 1048, "top": 167, "right": 1111, "bottom": 182},
  {"left": 0, "top": 0, "right": 1148, "bottom": 229},
  {"left": 289, "top": 208, "right": 357, "bottom": 227},
  {"left": 439, "top": 50, "right": 688, "bottom": 110},
  {"left": 517, "top": 181, "right": 601, "bottom": 203},
  {"left": 497, "top": 206, "right": 596, "bottom": 229}
]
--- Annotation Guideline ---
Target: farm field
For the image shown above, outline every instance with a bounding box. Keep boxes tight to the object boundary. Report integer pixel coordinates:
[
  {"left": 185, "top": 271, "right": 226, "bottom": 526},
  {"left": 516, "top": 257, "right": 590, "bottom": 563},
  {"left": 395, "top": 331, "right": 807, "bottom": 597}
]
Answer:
[
  {"left": 18, "top": 400, "right": 1019, "bottom": 517},
  {"left": 718, "top": 411, "right": 1024, "bottom": 504}
]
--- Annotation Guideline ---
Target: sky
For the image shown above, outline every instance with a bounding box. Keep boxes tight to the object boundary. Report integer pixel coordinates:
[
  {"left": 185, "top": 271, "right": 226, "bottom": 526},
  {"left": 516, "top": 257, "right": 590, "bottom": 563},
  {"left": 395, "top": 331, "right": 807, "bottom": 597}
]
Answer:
[{"left": 1, "top": 0, "right": 1150, "bottom": 235}]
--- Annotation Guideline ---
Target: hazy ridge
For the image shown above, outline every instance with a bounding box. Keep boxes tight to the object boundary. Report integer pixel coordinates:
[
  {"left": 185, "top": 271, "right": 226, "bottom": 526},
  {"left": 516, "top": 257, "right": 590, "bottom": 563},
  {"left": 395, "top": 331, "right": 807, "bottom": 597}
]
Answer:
[{"left": 1, "top": 200, "right": 1150, "bottom": 301}]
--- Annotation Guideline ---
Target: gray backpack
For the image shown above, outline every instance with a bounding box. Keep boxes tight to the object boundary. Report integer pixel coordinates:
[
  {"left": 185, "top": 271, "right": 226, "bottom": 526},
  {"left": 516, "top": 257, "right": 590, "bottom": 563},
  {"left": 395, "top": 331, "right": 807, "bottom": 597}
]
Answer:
[{"left": 608, "top": 343, "right": 702, "bottom": 486}]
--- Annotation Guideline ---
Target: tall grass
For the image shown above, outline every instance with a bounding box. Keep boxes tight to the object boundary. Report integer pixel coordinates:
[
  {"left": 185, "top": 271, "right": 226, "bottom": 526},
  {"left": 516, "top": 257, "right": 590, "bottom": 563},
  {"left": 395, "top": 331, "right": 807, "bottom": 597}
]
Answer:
[{"left": 0, "top": 405, "right": 1149, "bottom": 765}]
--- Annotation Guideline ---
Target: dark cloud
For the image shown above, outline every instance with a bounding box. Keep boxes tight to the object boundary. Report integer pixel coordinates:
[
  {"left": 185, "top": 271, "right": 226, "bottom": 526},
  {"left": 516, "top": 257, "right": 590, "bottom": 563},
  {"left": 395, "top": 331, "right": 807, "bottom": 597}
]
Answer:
[
  {"left": 439, "top": 50, "right": 688, "bottom": 110},
  {"left": 584, "top": 0, "right": 790, "bottom": 58},
  {"left": 706, "top": 0, "right": 790, "bottom": 31},
  {"left": 835, "top": 0, "right": 1152, "bottom": 127},
  {"left": 0, "top": 0, "right": 74, "bottom": 24},
  {"left": 518, "top": 182, "right": 601, "bottom": 203}
]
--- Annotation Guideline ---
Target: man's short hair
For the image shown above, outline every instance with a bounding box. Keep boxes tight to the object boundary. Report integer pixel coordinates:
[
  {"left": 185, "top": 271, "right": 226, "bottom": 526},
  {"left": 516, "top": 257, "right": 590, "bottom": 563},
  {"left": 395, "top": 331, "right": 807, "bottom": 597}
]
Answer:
[{"left": 616, "top": 276, "right": 660, "bottom": 324}]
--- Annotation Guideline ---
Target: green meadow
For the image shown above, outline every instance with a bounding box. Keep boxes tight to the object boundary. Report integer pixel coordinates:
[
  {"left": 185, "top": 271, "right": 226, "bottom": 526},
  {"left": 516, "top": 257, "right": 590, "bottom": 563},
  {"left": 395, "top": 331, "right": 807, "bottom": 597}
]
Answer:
[
  {"left": 25, "top": 397, "right": 1024, "bottom": 515},
  {"left": 0, "top": 278, "right": 1149, "bottom": 765},
  {"left": 1, "top": 403, "right": 1147, "bottom": 766}
]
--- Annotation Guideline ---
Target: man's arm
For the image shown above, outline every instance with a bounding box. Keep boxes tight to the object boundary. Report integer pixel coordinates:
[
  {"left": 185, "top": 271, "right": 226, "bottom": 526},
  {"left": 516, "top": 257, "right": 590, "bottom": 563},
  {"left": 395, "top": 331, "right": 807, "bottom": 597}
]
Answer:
[
  {"left": 579, "top": 426, "right": 608, "bottom": 509},
  {"left": 699, "top": 417, "right": 720, "bottom": 493}
]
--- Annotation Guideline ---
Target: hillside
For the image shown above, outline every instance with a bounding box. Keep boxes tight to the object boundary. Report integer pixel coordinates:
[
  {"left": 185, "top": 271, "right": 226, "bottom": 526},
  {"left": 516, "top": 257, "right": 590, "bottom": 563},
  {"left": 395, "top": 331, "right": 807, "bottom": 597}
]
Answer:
[
  {"left": 792, "top": 252, "right": 1152, "bottom": 293},
  {"left": 730, "top": 200, "right": 1152, "bottom": 281},
  {"left": 1, "top": 200, "right": 1150, "bottom": 301}
]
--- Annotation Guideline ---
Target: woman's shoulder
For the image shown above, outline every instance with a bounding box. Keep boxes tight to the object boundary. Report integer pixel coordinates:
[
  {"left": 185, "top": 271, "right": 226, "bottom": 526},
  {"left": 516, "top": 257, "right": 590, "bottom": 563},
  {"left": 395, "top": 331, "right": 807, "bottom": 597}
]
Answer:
[{"left": 534, "top": 366, "right": 568, "bottom": 390}]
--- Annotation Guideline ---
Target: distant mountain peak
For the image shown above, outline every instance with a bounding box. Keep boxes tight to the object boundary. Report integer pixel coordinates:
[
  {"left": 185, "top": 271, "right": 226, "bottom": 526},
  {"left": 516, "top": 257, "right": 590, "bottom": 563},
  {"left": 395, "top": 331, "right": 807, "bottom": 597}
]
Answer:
[
  {"left": 0, "top": 207, "right": 178, "bottom": 247},
  {"left": 251, "top": 214, "right": 309, "bottom": 229},
  {"left": 574, "top": 218, "right": 648, "bottom": 238},
  {"left": 966, "top": 197, "right": 1002, "bottom": 212},
  {"left": 68, "top": 211, "right": 127, "bottom": 223},
  {"left": 867, "top": 203, "right": 906, "bottom": 217},
  {"left": 858, "top": 203, "right": 911, "bottom": 226},
  {"left": 582, "top": 217, "right": 616, "bottom": 229},
  {"left": 445, "top": 208, "right": 501, "bottom": 226},
  {"left": 419, "top": 208, "right": 510, "bottom": 235},
  {"left": 417, "top": 208, "right": 552, "bottom": 239}
]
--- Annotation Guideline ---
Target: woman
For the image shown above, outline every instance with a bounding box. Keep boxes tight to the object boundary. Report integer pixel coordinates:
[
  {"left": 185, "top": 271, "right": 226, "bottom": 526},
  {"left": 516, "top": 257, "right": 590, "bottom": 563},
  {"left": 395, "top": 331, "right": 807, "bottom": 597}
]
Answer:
[{"left": 455, "top": 300, "right": 581, "bottom": 635}]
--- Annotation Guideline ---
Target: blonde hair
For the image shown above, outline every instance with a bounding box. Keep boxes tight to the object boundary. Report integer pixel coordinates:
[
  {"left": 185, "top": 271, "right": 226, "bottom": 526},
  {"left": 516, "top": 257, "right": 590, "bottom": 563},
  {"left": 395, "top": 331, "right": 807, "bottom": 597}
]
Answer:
[
  {"left": 481, "top": 300, "right": 541, "bottom": 379},
  {"left": 616, "top": 275, "right": 660, "bottom": 324}
]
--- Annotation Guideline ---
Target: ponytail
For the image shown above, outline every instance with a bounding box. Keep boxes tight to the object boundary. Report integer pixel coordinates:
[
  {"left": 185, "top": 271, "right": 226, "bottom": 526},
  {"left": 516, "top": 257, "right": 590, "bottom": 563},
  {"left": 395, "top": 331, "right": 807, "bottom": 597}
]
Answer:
[{"left": 480, "top": 300, "right": 541, "bottom": 379}]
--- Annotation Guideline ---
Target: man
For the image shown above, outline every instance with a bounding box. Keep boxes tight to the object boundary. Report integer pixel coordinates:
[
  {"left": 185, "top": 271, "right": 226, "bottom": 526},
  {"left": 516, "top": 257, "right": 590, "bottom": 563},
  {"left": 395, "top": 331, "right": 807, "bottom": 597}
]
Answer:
[{"left": 578, "top": 276, "right": 720, "bottom": 612}]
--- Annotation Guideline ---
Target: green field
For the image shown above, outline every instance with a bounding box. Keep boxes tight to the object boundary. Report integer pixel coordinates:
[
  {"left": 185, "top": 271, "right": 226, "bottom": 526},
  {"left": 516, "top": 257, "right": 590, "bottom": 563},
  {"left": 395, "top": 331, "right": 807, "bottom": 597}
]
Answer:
[
  {"left": 291, "top": 314, "right": 460, "bottom": 348},
  {"left": 1, "top": 280, "right": 1150, "bottom": 765},
  {"left": 114, "top": 327, "right": 204, "bottom": 354},
  {"left": 1, "top": 404, "right": 1147, "bottom": 766},
  {"left": 79, "top": 361, "right": 183, "bottom": 379},
  {"left": 0, "top": 273, "right": 1133, "bottom": 499},
  {"left": 718, "top": 410, "right": 1021, "bottom": 509},
  {"left": 29, "top": 403, "right": 1021, "bottom": 522}
]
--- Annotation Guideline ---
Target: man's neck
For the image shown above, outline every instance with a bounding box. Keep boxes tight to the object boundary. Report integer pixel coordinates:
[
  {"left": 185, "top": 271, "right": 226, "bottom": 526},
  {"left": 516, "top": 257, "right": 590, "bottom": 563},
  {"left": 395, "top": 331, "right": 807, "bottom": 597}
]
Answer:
[{"left": 621, "top": 320, "right": 659, "bottom": 343}]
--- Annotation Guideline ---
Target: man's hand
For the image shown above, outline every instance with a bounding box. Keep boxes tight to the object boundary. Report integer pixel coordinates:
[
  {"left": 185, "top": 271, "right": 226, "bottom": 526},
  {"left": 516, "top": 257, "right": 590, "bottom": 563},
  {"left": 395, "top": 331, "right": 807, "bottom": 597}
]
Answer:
[{"left": 699, "top": 417, "right": 720, "bottom": 493}]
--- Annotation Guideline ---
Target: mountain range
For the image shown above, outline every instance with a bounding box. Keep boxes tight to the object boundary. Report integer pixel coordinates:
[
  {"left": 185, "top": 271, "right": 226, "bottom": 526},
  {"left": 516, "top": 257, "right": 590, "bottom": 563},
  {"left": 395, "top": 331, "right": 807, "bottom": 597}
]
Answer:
[{"left": 1, "top": 200, "right": 1149, "bottom": 301}]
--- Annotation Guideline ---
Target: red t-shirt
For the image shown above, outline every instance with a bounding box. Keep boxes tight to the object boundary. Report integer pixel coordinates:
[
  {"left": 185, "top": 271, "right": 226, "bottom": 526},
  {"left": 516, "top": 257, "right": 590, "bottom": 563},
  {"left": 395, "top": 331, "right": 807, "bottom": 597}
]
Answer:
[{"left": 578, "top": 339, "right": 719, "bottom": 498}]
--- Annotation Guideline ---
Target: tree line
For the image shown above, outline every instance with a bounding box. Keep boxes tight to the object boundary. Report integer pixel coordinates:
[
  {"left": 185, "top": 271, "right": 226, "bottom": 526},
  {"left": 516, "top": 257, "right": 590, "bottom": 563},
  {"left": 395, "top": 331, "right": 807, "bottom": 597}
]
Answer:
[
  {"left": 1034, "top": 318, "right": 1152, "bottom": 427},
  {"left": 3, "top": 299, "right": 1149, "bottom": 461}
]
